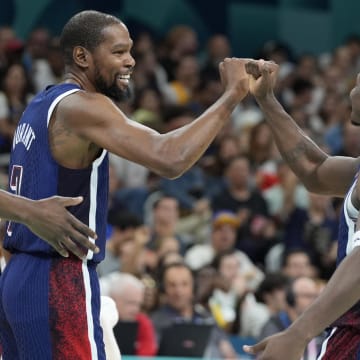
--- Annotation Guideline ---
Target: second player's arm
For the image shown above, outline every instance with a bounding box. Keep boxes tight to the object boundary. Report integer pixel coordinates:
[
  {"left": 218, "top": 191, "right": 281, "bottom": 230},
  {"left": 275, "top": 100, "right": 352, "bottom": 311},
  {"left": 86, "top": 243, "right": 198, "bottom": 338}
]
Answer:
[
  {"left": 256, "top": 93, "right": 360, "bottom": 197},
  {"left": 0, "top": 190, "right": 98, "bottom": 258}
]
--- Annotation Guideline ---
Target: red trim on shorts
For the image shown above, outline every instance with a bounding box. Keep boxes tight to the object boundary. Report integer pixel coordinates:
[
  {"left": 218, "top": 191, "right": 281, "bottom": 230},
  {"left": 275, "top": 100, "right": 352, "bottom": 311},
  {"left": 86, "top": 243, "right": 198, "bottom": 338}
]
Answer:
[
  {"left": 321, "top": 327, "right": 360, "bottom": 360},
  {"left": 49, "top": 256, "right": 92, "bottom": 360}
]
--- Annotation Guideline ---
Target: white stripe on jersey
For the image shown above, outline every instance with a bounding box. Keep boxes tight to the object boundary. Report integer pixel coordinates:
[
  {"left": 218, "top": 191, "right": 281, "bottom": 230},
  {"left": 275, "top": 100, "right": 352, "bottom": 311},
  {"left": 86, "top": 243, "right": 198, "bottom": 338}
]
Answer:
[
  {"left": 83, "top": 149, "right": 107, "bottom": 359},
  {"left": 87, "top": 149, "right": 107, "bottom": 261},
  {"left": 317, "top": 327, "right": 337, "bottom": 360},
  {"left": 46, "top": 88, "right": 81, "bottom": 127},
  {"left": 343, "top": 180, "right": 360, "bottom": 255}
]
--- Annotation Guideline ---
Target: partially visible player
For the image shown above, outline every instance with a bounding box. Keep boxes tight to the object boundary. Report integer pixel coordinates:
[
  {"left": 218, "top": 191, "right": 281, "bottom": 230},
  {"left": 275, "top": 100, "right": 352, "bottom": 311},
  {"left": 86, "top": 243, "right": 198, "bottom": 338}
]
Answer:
[
  {"left": 0, "top": 10, "right": 250, "bottom": 360},
  {"left": 243, "top": 60, "right": 360, "bottom": 359}
]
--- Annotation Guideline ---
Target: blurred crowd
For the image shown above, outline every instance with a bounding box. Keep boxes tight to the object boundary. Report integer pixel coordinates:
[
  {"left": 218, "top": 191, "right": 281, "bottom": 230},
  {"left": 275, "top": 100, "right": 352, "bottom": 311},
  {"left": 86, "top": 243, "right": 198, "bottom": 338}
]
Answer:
[{"left": 1, "top": 22, "right": 360, "bottom": 359}]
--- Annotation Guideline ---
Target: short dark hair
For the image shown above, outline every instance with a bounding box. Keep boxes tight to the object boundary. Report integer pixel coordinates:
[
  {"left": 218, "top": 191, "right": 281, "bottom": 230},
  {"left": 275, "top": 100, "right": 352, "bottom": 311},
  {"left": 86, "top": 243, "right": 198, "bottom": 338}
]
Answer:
[
  {"left": 281, "top": 248, "right": 312, "bottom": 268},
  {"left": 60, "top": 10, "right": 121, "bottom": 65},
  {"left": 255, "top": 272, "right": 290, "bottom": 303},
  {"left": 160, "top": 262, "right": 193, "bottom": 293}
]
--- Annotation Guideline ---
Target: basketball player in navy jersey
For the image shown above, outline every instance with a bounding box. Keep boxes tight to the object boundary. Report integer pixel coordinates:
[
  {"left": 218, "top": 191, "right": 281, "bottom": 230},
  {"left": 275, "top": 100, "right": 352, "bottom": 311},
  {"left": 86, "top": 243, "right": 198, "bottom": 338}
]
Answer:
[
  {"left": 243, "top": 61, "right": 360, "bottom": 359},
  {"left": 0, "top": 10, "right": 251, "bottom": 360}
]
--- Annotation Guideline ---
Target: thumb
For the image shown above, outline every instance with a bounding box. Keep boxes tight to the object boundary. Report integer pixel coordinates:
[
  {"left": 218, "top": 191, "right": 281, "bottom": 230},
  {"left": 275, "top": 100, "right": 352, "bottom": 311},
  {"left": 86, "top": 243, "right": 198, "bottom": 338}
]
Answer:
[
  {"left": 58, "top": 196, "right": 84, "bottom": 207},
  {"left": 245, "top": 60, "right": 261, "bottom": 79},
  {"left": 260, "top": 63, "right": 272, "bottom": 82},
  {"left": 243, "top": 339, "right": 267, "bottom": 354}
]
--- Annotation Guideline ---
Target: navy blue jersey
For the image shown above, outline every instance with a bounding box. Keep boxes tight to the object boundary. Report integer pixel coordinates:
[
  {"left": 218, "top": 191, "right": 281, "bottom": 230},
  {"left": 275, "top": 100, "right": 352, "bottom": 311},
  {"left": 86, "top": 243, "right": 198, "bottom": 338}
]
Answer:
[
  {"left": 3, "top": 83, "right": 108, "bottom": 263},
  {"left": 332, "top": 175, "right": 360, "bottom": 329}
]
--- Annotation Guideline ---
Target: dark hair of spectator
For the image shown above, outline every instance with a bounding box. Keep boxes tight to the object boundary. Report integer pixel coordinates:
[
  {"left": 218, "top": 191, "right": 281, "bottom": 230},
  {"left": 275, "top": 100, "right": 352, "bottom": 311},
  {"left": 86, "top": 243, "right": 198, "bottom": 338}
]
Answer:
[{"left": 255, "top": 272, "right": 290, "bottom": 303}]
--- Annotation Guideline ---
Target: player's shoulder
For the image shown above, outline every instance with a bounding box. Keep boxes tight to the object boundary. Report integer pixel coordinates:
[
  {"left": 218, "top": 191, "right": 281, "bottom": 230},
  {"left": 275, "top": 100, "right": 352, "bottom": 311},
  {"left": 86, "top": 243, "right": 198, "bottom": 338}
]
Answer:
[
  {"left": 61, "top": 88, "right": 110, "bottom": 107},
  {"left": 57, "top": 88, "right": 113, "bottom": 118}
]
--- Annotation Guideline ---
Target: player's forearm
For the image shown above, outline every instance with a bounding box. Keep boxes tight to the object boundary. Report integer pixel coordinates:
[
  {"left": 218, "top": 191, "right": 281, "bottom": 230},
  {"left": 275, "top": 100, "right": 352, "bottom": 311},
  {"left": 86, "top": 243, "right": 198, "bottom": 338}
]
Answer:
[
  {"left": 0, "top": 190, "right": 34, "bottom": 224},
  {"left": 159, "top": 90, "right": 239, "bottom": 178},
  {"left": 255, "top": 94, "right": 328, "bottom": 188},
  {"left": 288, "top": 247, "right": 360, "bottom": 342}
]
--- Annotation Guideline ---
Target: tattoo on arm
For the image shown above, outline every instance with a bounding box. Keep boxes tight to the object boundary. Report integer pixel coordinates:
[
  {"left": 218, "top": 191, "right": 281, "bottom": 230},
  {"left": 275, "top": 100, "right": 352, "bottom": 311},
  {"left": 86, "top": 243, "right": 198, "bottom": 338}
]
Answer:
[
  {"left": 282, "top": 139, "right": 327, "bottom": 166},
  {"left": 49, "top": 120, "right": 74, "bottom": 150},
  {"left": 283, "top": 141, "right": 308, "bottom": 164}
]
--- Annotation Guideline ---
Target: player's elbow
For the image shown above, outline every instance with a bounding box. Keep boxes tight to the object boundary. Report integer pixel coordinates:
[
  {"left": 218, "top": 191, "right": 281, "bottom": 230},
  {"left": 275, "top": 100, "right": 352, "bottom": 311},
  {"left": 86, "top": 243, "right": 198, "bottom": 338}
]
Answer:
[
  {"left": 156, "top": 158, "right": 187, "bottom": 179},
  {"left": 152, "top": 137, "right": 188, "bottom": 178}
]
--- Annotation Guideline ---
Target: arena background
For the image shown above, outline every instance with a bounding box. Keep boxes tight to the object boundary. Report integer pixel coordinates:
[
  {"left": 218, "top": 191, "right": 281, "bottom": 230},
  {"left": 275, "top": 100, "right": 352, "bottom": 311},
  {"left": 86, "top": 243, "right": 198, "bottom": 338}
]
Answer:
[{"left": 1, "top": 0, "right": 360, "bottom": 58}]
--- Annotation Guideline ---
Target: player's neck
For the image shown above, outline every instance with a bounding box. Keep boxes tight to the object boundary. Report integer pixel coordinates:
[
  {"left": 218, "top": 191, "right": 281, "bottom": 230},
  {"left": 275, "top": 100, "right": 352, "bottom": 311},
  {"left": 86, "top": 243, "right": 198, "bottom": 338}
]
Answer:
[{"left": 63, "top": 71, "right": 95, "bottom": 93}]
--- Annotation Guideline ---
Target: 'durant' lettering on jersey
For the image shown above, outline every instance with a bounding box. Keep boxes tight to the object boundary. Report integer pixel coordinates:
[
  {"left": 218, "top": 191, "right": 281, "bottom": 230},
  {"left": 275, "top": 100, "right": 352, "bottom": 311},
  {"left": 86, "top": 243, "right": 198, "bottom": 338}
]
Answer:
[{"left": 12, "top": 123, "right": 36, "bottom": 151}]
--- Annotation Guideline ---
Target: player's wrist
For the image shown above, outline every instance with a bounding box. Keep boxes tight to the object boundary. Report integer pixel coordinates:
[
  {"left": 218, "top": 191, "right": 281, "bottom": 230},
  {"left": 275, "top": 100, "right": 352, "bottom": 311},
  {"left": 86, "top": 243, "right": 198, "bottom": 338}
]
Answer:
[
  {"left": 255, "top": 91, "right": 276, "bottom": 104},
  {"left": 287, "top": 320, "right": 315, "bottom": 344},
  {"left": 17, "top": 198, "right": 36, "bottom": 226}
]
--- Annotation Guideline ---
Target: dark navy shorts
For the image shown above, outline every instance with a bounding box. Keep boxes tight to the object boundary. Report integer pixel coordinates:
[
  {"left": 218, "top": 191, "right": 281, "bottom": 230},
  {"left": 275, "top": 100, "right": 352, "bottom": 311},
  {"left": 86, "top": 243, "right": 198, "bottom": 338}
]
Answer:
[{"left": 0, "top": 253, "right": 105, "bottom": 359}]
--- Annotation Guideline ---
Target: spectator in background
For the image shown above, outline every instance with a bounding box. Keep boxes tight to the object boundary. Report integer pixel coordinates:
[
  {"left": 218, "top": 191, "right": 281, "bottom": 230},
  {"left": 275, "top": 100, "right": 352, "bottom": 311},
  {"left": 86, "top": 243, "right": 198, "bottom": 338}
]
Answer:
[
  {"left": 132, "top": 86, "right": 163, "bottom": 130},
  {"left": 281, "top": 192, "right": 338, "bottom": 279},
  {"left": 321, "top": 95, "right": 351, "bottom": 155},
  {"left": 335, "top": 121, "right": 360, "bottom": 158},
  {"left": 164, "top": 55, "right": 200, "bottom": 105},
  {"left": 262, "top": 160, "right": 309, "bottom": 221},
  {"left": 199, "top": 134, "right": 240, "bottom": 200},
  {"left": 246, "top": 120, "right": 279, "bottom": 190},
  {"left": 211, "top": 155, "right": 275, "bottom": 264},
  {"left": 46, "top": 37, "right": 65, "bottom": 84},
  {"left": 2, "top": 35, "right": 24, "bottom": 67},
  {"left": 201, "top": 34, "right": 232, "bottom": 79},
  {"left": 234, "top": 272, "right": 289, "bottom": 339},
  {"left": 0, "top": 62, "right": 34, "bottom": 152},
  {"left": 258, "top": 276, "right": 324, "bottom": 360},
  {"left": 281, "top": 248, "right": 316, "bottom": 280},
  {"left": 146, "top": 195, "right": 190, "bottom": 254},
  {"left": 0, "top": 26, "right": 16, "bottom": 70},
  {"left": 254, "top": 272, "right": 290, "bottom": 325},
  {"left": 97, "top": 210, "right": 144, "bottom": 277},
  {"left": 189, "top": 72, "right": 223, "bottom": 117},
  {"left": 151, "top": 262, "right": 238, "bottom": 359},
  {"left": 159, "top": 25, "right": 198, "bottom": 82},
  {"left": 206, "top": 248, "right": 269, "bottom": 339},
  {"left": 101, "top": 272, "right": 157, "bottom": 356},
  {"left": 185, "top": 210, "right": 264, "bottom": 291},
  {"left": 207, "top": 249, "right": 250, "bottom": 333},
  {"left": 145, "top": 235, "right": 182, "bottom": 274},
  {"left": 131, "top": 33, "right": 168, "bottom": 92},
  {"left": 258, "top": 40, "right": 294, "bottom": 83},
  {"left": 23, "top": 28, "right": 52, "bottom": 92}
]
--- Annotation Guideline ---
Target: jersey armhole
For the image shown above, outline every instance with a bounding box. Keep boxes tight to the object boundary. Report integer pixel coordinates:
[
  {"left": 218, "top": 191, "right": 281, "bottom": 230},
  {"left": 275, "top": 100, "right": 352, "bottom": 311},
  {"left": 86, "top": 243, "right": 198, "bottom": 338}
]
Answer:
[{"left": 46, "top": 88, "right": 81, "bottom": 127}]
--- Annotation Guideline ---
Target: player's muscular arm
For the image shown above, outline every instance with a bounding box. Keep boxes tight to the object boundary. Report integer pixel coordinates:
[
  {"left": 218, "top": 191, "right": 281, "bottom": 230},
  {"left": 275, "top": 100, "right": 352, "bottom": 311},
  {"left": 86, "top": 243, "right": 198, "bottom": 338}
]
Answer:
[
  {"left": 258, "top": 96, "right": 359, "bottom": 196},
  {"left": 57, "top": 89, "right": 242, "bottom": 179},
  {"left": 246, "top": 60, "right": 359, "bottom": 196}
]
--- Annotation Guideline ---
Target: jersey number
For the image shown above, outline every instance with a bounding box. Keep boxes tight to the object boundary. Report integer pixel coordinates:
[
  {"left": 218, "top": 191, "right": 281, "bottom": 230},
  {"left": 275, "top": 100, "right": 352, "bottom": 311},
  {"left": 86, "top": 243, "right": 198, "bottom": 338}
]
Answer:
[{"left": 7, "top": 165, "right": 23, "bottom": 236}]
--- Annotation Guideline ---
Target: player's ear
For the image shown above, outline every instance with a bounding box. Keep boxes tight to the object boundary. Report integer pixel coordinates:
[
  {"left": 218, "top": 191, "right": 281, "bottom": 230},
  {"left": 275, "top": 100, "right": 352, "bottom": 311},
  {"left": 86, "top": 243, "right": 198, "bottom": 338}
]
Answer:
[{"left": 73, "top": 46, "right": 90, "bottom": 68}]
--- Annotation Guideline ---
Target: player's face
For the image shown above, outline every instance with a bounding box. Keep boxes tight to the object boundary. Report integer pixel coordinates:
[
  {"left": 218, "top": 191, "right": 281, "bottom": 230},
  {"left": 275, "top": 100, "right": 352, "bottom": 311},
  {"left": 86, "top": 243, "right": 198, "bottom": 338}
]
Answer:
[
  {"left": 350, "top": 73, "right": 360, "bottom": 126},
  {"left": 91, "top": 23, "right": 135, "bottom": 102}
]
